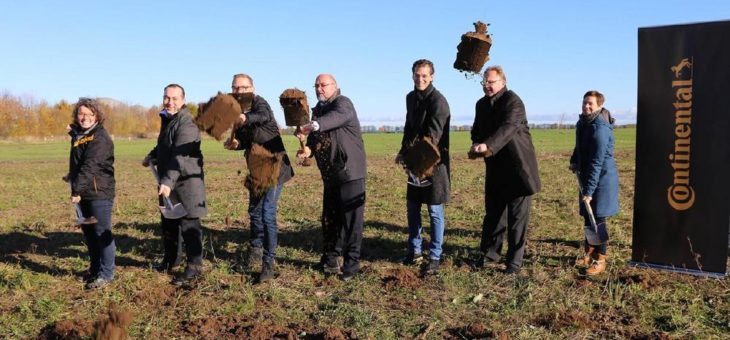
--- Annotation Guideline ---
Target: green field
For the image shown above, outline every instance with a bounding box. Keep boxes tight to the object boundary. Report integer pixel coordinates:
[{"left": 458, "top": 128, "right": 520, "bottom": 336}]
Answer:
[{"left": 1, "top": 128, "right": 729, "bottom": 339}]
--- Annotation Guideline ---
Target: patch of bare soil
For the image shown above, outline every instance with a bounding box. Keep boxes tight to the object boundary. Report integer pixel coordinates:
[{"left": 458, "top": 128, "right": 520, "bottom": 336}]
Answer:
[
  {"left": 442, "top": 322, "right": 500, "bottom": 339},
  {"left": 380, "top": 267, "right": 421, "bottom": 290},
  {"left": 181, "top": 316, "right": 358, "bottom": 339},
  {"left": 39, "top": 319, "right": 94, "bottom": 340},
  {"left": 532, "top": 310, "right": 592, "bottom": 331},
  {"left": 131, "top": 282, "right": 178, "bottom": 307},
  {"left": 617, "top": 273, "right": 658, "bottom": 289},
  {"left": 38, "top": 305, "right": 133, "bottom": 340}
]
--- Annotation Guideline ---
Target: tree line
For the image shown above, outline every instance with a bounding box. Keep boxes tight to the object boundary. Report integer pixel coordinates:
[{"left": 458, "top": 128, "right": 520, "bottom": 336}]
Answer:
[{"left": 0, "top": 91, "right": 198, "bottom": 139}]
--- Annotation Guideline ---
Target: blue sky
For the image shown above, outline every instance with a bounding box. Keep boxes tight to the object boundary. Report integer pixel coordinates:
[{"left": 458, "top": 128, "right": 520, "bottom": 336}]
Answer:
[{"left": 1, "top": 1, "right": 728, "bottom": 125}]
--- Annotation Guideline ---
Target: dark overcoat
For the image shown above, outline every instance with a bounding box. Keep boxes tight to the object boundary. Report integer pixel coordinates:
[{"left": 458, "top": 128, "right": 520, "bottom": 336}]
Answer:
[
  {"left": 471, "top": 88, "right": 541, "bottom": 198},
  {"left": 399, "top": 84, "right": 451, "bottom": 205},
  {"left": 306, "top": 91, "right": 367, "bottom": 185},
  {"left": 148, "top": 107, "right": 207, "bottom": 218},
  {"left": 570, "top": 109, "right": 619, "bottom": 218}
]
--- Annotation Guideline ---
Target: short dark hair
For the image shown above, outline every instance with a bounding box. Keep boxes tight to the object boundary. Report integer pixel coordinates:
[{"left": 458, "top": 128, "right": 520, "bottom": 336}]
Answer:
[
  {"left": 72, "top": 97, "right": 105, "bottom": 124},
  {"left": 164, "top": 83, "right": 185, "bottom": 98},
  {"left": 412, "top": 59, "right": 435, "bottom": 75},
  {"left": 583, "top": 90, "right": 605, "bottom": 106}
]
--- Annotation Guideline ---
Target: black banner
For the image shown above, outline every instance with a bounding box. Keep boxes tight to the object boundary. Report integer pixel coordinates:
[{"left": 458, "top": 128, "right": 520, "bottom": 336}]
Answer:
[{"left": 632, "top": 20, "right": 730, "bottom": 277}]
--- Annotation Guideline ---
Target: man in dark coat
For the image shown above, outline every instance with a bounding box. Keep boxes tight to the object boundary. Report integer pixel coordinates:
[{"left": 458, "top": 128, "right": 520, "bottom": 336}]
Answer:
[
  {"left": 395, "top": 59, "right": 450, "bottom": 274},
  {"left": 470, "top": 66, "right": 541, "bottom": 274},
  {"left": 143, "top": 83, "right": 207, "bottom": 285},
  {"left": 224, "top": 73, "right": 294, "bottom": 282},
  {"left": 297, "top": 74, "right": 366, "bottom": 281}
]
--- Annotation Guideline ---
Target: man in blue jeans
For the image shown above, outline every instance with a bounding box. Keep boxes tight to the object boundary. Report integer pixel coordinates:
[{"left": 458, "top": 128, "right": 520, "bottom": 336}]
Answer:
[
  {"left": 224, "top": 73, "right": 294, "bottom": 282},
  {"left": 395, "top": 59, "right": 451, "bottom": 274}
]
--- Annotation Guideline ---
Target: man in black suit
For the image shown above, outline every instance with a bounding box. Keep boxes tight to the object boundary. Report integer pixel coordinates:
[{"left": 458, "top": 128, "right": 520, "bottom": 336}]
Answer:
[
  {"left": 297, "top": 74, "right": 367, "bottom": 281},
  {"left": 395, "top": 59, "right": 450, "bottom": 275},
  {"left": 470, "top": 66, "right": 541, "bottom": 274}
]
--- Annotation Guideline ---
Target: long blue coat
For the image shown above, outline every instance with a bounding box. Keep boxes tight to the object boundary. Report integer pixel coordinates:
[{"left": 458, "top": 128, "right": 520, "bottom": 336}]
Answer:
[{"left": 570, "top": 109, "right": 619, "bottom": 218}]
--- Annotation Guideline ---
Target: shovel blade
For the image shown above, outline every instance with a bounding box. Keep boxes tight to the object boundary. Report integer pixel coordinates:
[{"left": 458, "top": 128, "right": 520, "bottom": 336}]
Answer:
[{"left": 159, "top": 203, "right": 187, "bottom": 219}]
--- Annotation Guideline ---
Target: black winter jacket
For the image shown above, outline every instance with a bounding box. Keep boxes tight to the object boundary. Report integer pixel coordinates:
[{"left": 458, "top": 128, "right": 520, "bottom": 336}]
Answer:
[
  {"left": 68, "top": 124, "right": 115, "bottom": 200},
  {"left": 471, "top": 88, "right": 541, "bottom": 198},
  {"left": 233, "top": 95, "right": 294, "bottom": 185},
  {"left": 399, "top": 84, "right": 451, "bottom": 204}
]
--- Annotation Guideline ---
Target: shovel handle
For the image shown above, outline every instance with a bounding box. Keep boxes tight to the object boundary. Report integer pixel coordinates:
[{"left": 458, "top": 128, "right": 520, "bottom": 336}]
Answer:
[
  {"left": 163, "top": 196, "right": 175, "bottom": 209},
  {"left": 575, "top": 171, "right": 599, "bottom": 232},
  {"left": 149, "top": 164, "right": 160, "bottom": 183}
]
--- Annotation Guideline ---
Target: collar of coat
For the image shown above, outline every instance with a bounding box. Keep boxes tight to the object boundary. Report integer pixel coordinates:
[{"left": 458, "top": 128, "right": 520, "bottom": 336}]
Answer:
[
  {"left": 316, "top": 89, "right": 341, "bottom": 108},
  {"left": 414, "top": 83, "right": 435, "bottom": 101},
  {"left": 68, "top": 122, "right": 100, "bottom": 138},
  {"left": 579, "top": 107, "right": 614, "bottom": 126},
  {"left": 162, "top": 106, "right": 191, "bottom": 122},
  {"left": 488, "top": 87, "right": 508, "bottom": 105}
]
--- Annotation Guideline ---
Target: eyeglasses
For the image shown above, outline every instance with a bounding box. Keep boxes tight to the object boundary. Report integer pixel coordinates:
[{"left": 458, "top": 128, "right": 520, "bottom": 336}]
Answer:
[
  {"left": 231, "top": 85, "right": 252, "bottom": 91},
  {"left": 77, "top": 112, "right": 96, "bottom": 118},
  {"left": 480, "top": 79, "right": 503, "bottom": 86},
  {"left": 314, "top": 83, "right": 333, "bottom": 89}
]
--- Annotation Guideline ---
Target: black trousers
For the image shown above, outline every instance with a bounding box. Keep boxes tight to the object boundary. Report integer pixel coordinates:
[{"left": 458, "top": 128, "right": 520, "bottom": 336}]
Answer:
[
  {"left": 322, "top": 178, "right": 365, "bottom": 274},
  {"left": 161, "top": 216, "right": 203, "bottom": 266},
  {"left": 480, "top": 194, "right": 533, "bottom": 269}
]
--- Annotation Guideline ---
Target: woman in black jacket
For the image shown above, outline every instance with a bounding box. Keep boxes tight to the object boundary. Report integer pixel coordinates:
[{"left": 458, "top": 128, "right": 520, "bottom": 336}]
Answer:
[{"left": 66, "top": 98, "right": 116, "bottom": 289}]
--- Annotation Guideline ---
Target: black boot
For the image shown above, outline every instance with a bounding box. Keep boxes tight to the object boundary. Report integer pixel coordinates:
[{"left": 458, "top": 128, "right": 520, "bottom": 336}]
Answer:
[
  {"left": 172, "top": 263, "right": 203, "bottom": 286},
  {"left": 258, "top": 261, "right": 275, "bottom": 283}
]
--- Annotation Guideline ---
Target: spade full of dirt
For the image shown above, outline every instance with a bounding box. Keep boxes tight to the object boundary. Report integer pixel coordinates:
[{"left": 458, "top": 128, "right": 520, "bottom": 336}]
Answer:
[{"left": 454, "top": 21, "right": 493, "bottom": 74}]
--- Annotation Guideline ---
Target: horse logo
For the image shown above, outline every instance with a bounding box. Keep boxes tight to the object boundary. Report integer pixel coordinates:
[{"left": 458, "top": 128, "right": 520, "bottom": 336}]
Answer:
[{"left": 671, "top": 58, "right": 692, "bottom": 77}]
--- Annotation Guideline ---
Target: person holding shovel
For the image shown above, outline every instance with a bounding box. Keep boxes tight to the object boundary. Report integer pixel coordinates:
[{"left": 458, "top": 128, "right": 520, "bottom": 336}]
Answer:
[
  {"left": 223, "top": 73, "right": 294, "bottom": 283},
  {"left": 66, "top": 97, "right": 116, "bottom": 289},
  {"left": 569, "top": 90, "right": 619, "bottom": 276},
  {"left": 296, "top": 74, "right": 367, "bottom": 281},
  {"left": 142, "top": 84, "right": 207, "bottom": 286}
]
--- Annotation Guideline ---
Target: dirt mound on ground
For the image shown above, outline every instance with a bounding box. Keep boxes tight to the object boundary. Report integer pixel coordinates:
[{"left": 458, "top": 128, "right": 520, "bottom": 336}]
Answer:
[
  {"left": 39, "top": 319, "right": 94, "bottom": 339},
  {"left": 93, "top": 305, "right": 133, "bottom": 340},
  {"left": 380, "top": 267, "right": 421, "bottom": 290},
  {"left": 182, "top": 316, "right": 358, "bottom": 339},
  {"left": 38, "top": 305, "right": 132, "bottom": 340},
  {"left": 443, "top": 322, "right": 499, "bottom": 339}
]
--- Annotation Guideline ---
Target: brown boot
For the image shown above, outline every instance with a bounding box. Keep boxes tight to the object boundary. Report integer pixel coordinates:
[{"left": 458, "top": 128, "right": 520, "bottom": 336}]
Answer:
[
  {"left": 586, "top": 254, "right": 607, "bottom": 276},
  {"left": 575, "top": 245, "right": 595, "bottom": 267}
]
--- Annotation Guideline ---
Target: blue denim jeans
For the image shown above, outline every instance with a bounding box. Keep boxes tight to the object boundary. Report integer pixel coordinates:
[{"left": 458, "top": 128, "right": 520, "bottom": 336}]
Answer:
[
  {"left": 80, "top": 199, "right": 115, "bottom": 280},
  {"left": 406, "top": 200, "right": 445, "bottom": 260},
  {"left": 249, "top": 183, "right": 283, "bottom": 264}
]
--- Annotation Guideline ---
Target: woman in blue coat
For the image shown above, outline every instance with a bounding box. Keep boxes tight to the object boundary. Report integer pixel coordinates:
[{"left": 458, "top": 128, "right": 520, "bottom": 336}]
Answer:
[{"left": 569, "top": 90, "right": 619, "bottom": 276}]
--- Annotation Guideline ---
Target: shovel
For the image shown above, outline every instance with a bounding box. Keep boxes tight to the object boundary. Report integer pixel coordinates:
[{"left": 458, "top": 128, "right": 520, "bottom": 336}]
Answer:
[
  {"left": 148, "top": 165, "right": 188, "bottom": 219},
  {"left": 575, "top": 171, "right": 598, "bottom": 233},
  {"left": 68, "top": 182, "right": 98, "bottom": 225}
]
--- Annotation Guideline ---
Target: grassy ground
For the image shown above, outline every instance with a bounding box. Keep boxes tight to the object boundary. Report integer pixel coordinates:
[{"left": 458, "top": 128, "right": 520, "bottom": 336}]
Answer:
[{"left": 1, "top": 128, "right": 728, "bottom": 339}]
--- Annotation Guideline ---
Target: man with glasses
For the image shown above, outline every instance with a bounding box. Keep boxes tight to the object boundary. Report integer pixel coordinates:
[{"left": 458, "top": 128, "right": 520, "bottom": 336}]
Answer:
[
  {"left": 142, "top": 84, "right": 208, "bottom": 285},
  {"left": 296, "top": 74, "right": 366, "bottom": 281},
  {"left": 470, "top": 66, "right": 540, "bottom": 275},
  {"left": 224, "top": 73, "right": 294, "bottom": 283},
  {"left": 395, "top": 59, "right": 451, "bottom": 275}
]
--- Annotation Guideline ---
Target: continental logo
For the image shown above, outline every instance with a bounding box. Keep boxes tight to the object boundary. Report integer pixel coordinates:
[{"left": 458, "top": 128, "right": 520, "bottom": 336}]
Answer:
[
  {"left": 667, "top": 57, "right": 694, "bottom": 211},
  {"left": 73, "top": 134, "right": 95, "bottom": 147}
]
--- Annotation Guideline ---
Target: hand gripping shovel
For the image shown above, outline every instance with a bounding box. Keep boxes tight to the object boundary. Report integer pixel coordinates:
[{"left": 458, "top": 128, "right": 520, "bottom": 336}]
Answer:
[
  {"left": 68, "top": 182, "right": 98, "bottom": 225},
  {"left": 148, "top": 165, "right": 188, "bottom": 219},
  {"left": 575, "top": 171, "right": 598, "bottom": 233}
]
